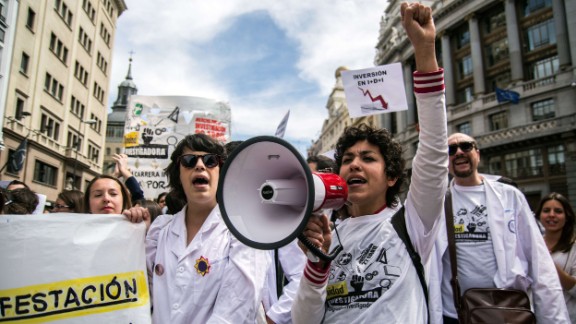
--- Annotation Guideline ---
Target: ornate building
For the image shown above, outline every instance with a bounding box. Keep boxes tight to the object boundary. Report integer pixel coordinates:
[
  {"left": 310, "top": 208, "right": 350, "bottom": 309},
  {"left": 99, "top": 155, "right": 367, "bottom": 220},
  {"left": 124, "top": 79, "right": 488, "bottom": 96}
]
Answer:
[
  {"left": 105, "top": 57, "right": 138, "bottom": 173},
  {"left": 308, "top": 67, "right": 379, "bottom": 157},
  {"left": 0, "top": 0, "right": 127, "bottom": 200},
  {"left": 374, "top": 0, "right": 576, "bottom": 208}
]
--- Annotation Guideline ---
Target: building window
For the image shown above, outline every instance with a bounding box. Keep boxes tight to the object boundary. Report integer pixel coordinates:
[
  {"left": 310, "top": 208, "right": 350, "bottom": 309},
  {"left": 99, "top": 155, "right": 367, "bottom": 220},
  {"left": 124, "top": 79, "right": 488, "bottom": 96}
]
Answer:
[
  {"left": 49, "top": 32, "right": 68, "bottom": 63},
  {"left": 458, "top": 55, "right": 473, "bottom": 79},
  {"left": 529, "top": 55, "right": 559, "bottom": 79},
  {"left": 26, "top": 7, "right": 36, "bottom": 30},
  {"left": 115, "top": 147, "right": 121, "bottom": 154},
  {"left": 484, "top": 9, "right": 506, "bottom": 34},
  {"left": 34, "top": 160, "right": 58, "bottom": 186},
  {"left": 15, "top": 97, "right": 25, "bottom": 119},
  {"left": 82, "top": 0, "right": 96, "bottom": 22},
  {"left": 457, "top": 122, "right": 471, "bottom": 135},
  {"left": 100, "top": 23, "right": 111, "bottom": 46},
  {"left": 455, "top": 25, "right": 470, "bottom": 49},
  {"left": 54, "top": 0, "right": 73, "bottom": 26},
  {"left": 531, "top": 98, "right": 555, "bottom": 121},
  {"left": 44, "top": 73, "right": 64, "bottom": 101},
  {"left": 505, "top": 148, "right": 543, "bottom": 178},
  {"left": 20, "top": 52, "right": 30, "bottom": 74},
  {"left": 486, "top": 71, "right": 511, "bottom": 94},
  {"left": 74, "top": 61, "right": 89, "bottom": 86},
  {"left": 456, "top": 85, "right": 473, "bottom": 104},
  {"left": 106, "top": 147, "right": 111, "bottom": 155},
  {"left": 97, "top": 52, "right": 108, "bottom": 74},
  {"left": 93, "top": 82, "right": 105, "bottom": 103},
  {"left": 488, "top": 156, "right": 502, "bottom": 175},
  {"left": 489, "top": 111, "right": 508, "bottom": 131},
  {"left": 548, "top": 144, "right": 565, "bottom": 174},
  {"left": 523, "top": 0, "right": 552, "bottom": 17},
  {"left": 525, "top": 19, "right": 556, "bottom": 51},
  {"left": 67, "top": 131, "right": 82, "bottom": 150},
  {"left": 78, "top": 27, "right": 93, "bottom": 53},
  {"left": 70, "top": 96, "right": 85, "bottom": 118},
  {"left": 40, "top": 113, "right": 61, "bottom": 140},
  {"left": 89, "top": 114, "right": 102, "bottom": 132},
  {"left": 88, "top": 144, "right": 100, "bottom": 163},
  {"left": 485, "top": 38, "right": 509, "bottom": 67}
]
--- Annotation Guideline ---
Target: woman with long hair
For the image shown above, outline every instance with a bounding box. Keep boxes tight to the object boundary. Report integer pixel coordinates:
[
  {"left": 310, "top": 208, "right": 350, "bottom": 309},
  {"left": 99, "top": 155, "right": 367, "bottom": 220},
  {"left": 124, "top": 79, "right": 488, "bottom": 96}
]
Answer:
[{"left": 537, "top": 192, "right": 576, "bottom": 322}]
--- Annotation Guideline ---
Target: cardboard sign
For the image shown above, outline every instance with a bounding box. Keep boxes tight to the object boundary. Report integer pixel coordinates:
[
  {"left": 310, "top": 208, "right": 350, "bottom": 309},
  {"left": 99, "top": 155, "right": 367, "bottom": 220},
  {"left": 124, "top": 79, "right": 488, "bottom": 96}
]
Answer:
[
  {"left": 123, "top": 96, "right": 232, "bottom": 199},
  {"left": 341, "top": 63, "right": 408, "bottom": 117},
  {"left": 0, "top": 214, "right": 151, "bottom": 323}
]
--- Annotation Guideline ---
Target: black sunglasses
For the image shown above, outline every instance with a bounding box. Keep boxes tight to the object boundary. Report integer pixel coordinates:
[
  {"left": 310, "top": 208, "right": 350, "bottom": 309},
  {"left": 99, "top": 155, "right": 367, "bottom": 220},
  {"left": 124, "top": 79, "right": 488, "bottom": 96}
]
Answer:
[
  {"left": 448, "top": 141, "right": 476, "bottom": 156},
  {"left": 179, "top": 154, "right": 220, "bottom": 169}
]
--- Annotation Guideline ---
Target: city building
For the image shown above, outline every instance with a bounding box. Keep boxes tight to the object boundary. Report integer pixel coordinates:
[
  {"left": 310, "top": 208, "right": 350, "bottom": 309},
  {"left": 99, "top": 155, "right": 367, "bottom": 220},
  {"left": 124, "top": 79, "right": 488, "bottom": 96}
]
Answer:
[
  {"left": 371, "top": 0, "right": 576, "bottom": 209},
  {"left": 307, "top": 67, "right": 380, "bottom": 158},
  {"left": 0, "top": 0, "right": 127, "bottom": 201},
  {"left": 105, "top": 56, "right": 137, "bottom": 173}
]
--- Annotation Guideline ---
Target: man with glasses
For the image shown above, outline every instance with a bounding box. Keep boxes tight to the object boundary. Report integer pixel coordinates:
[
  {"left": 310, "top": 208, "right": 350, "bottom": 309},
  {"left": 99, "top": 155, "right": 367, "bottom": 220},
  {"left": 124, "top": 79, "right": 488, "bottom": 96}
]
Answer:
[{"left": 427, "top": 132, "right": 569, "bottom": 323}]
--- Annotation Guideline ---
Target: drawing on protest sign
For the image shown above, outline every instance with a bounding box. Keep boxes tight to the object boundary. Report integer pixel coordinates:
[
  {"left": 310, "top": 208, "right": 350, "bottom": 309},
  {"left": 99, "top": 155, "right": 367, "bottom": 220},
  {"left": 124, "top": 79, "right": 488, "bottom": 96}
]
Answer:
[
  {"left": 0, "top": 214, "right": 151, "bottom": 323},
  {"left": 341, "top": 63, "right": 408, "bottom": 118},
  {"left": 123, "top": 96, "right": 231, "bottom": 199}
]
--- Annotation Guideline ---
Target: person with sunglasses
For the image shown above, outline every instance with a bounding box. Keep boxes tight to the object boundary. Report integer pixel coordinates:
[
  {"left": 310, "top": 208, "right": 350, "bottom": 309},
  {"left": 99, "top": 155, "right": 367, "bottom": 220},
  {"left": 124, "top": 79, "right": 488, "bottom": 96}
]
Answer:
[
  {"left": 426, "top": 132, "right": 569, "bottom": 323},
  {"left": 125, "top": 133, "right": 270, "bottom": 324},
  {"left": 293, "top": 3, "right": 448, "bottom": 323}
]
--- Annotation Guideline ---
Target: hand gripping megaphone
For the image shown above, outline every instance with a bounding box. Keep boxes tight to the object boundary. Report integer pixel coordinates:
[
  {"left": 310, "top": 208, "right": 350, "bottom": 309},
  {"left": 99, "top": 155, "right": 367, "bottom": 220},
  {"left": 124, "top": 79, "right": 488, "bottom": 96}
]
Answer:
[{"left": 217, "top": 136, "right": 347, "bottom": 261}]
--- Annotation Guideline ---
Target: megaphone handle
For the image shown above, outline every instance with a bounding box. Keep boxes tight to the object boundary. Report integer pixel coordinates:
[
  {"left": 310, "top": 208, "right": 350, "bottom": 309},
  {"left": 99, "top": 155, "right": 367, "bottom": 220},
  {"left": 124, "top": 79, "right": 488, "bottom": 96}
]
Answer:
[{"left": 298, "top": 233, "right": 344, "bottom": 262}]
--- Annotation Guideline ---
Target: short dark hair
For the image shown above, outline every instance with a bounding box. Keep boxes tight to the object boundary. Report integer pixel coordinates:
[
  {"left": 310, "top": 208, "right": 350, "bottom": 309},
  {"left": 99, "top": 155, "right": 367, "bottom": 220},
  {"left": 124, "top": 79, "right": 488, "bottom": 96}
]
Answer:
[
  {"left": 7, "top": 180, "right": 30, "bottom": 191},
  {"left": 84, "top": 175, "right": 132, "bottom": 213},
  {"left": 3, "top": 188, "right": 38, "bottom": 214},
  {"left": 224, "top": 140, "right": 244, "bottom": 155},
  {"left": 334, "top": 123, "right": 405, "bottom": 208},
  {"left": 307, "top": 155, "right": 337, "bottom": 173},
  {"left": 165, "top": 190, "right": 187, "bottom": 214},
  {"left": 164, "top": 134, "right": 226, "bottom": 202}
]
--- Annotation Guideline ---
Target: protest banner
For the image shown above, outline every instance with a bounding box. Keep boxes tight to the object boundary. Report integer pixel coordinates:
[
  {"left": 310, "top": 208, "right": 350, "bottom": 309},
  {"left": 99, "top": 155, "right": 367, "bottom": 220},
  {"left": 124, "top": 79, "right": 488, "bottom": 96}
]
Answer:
[
  {"left": 123, "top": 96, "right": 232, "bottom": 199},
  {"left": 341, "top": 63, "right": 408, "bottom": 118},
  {"left": 0, "top": 214, "right": 151, "bottom": 323}
]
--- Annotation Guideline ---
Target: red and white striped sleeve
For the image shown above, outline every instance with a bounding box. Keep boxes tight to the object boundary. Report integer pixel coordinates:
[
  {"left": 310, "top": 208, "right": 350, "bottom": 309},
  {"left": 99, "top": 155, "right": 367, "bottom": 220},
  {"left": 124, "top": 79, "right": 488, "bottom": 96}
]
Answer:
[
  {"left": 413, "top": 68, "right": 444, "bottom": 94},
  {"left": 303, "top": 260, "right": 330, "bottom": 286}
]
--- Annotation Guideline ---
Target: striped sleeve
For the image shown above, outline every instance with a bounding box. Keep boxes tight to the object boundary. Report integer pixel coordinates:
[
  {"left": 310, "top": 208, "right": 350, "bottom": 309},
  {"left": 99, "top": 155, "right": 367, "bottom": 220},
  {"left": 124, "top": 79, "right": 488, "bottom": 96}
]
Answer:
[
  {"left": 413, "top": 68, "right": 444, "bottom": 94},
  {"left": 303, "top": 260, "right": 330, "bottom": 287}
]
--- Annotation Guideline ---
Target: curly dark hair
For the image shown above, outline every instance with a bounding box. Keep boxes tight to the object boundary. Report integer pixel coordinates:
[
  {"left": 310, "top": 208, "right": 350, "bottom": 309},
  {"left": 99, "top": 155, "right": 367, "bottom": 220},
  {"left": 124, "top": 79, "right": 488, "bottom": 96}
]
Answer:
[
  {"left": 536, "top": 192, "right": 576, "bottom": 253},
  {"left": 334, "top": 123, "right": 405, "bottom": 208},
  {"left": 164, "top": 133, "right": 226, "bottom": 202},
  {"left": 3, "top": 188, "right": 38, "bottom": 214}
]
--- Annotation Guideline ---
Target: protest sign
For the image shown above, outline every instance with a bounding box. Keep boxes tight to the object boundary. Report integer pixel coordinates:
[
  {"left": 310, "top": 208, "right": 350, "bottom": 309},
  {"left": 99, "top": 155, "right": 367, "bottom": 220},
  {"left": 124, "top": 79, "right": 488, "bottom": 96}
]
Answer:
[
  {"left": 0, "top": 214, "right": 151, "bottom": 323},
  {"left": 341, "top": 63, "right": 408, "bottom": 117},
  {"left": 123, "top": 96, "right": 232, "bottom": 199}
]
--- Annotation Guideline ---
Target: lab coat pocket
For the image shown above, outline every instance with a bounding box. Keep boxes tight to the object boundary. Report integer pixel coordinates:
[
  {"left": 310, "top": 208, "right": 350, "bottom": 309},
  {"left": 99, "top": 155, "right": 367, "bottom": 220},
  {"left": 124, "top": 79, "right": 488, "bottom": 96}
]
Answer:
[{"left": 191, "top": 255, "right": 228, "bottom": 306}]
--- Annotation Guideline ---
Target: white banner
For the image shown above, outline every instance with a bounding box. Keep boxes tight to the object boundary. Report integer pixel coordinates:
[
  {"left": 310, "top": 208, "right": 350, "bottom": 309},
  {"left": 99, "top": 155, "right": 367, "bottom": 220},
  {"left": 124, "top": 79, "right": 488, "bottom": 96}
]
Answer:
[
  {"left": 0, "top": 214, "right": 151, "bottom": 323},
  {"left": 341, "top": 63, "right": 408, "bottom": 117},
  {"left": 123, "top": 95, "right": 232, "bottom": 199}
]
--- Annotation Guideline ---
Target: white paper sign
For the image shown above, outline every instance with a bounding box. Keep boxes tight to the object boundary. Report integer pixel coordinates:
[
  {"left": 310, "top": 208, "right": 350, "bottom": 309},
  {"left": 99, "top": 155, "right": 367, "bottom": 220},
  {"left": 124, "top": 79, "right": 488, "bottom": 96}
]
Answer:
[
  {"left": 0, "top": 214, "right": 151, "bottom": 323},
  {"left": 341, "top": 63, "right": 408, "bottom": 117},
  {"left": 123, "top": 95, "right": 232, "bottom": 199}
]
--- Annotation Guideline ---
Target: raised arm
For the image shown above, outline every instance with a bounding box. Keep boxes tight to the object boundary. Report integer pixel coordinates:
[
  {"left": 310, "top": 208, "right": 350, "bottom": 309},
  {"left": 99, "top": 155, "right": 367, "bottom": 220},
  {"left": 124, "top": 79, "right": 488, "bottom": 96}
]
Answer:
[{"left": 401, "top": 3, "right": 448, "bottom": 255}]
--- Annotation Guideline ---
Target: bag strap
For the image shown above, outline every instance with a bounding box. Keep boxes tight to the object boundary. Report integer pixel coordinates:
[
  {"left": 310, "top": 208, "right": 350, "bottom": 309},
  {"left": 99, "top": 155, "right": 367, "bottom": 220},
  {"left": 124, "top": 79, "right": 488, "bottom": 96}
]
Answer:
[
  {"left": 391, "top": 206, "right": 429, "bottom": 324},
  {"left": 445, "top": 190, "right": 463, "bottom": 319}
]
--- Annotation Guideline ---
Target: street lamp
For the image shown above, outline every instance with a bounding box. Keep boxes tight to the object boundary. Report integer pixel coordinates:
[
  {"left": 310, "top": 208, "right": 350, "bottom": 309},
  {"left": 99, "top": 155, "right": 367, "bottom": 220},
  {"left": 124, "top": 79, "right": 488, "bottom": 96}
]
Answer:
[{"left": 70, "top": 119, "right": 98, "bottom": 189}]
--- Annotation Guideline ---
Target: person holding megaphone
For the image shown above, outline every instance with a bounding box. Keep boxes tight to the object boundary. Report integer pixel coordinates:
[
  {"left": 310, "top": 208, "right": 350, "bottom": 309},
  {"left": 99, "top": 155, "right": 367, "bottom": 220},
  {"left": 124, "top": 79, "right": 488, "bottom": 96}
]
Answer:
[
  {"left": 292, "top": 2, "right": 448, "bottom": 323},
  {"left": 124, "top": 133, "right": 271, "bottom": 323}
]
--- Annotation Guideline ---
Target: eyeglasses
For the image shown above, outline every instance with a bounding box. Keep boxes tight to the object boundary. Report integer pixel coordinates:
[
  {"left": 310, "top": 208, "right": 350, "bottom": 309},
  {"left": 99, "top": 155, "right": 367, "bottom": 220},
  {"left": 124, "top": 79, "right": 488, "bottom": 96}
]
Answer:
[
  {"left": 448, "top": 141, "right": 476, "bottom": 156},
  {"left": 54, "top": 204, "right": 70, "bottom": 209},
  {"left": 178, "top": 154, "right": 220, "bottom": 169}
]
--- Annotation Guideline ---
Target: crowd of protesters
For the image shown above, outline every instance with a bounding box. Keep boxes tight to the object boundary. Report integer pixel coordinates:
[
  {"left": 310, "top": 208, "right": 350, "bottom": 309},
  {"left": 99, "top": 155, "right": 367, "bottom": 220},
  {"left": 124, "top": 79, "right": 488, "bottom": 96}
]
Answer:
[{"left": 1, "top": 2, "right": 575, "bottom": 323}]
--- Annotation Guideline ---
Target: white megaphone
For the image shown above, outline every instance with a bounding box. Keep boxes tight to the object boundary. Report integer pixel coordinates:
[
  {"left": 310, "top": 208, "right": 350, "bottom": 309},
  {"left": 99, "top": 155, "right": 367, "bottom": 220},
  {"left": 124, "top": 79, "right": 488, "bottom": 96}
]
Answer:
[{"left": 217, "top": 136, "right": 348, "bottom": 261}]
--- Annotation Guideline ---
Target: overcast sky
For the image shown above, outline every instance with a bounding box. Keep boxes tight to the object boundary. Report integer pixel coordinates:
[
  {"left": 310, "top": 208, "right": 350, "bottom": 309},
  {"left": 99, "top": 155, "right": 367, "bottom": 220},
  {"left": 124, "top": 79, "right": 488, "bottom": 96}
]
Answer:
[{"left": 108, "top": 0, "right": 389, "bottom": 155}]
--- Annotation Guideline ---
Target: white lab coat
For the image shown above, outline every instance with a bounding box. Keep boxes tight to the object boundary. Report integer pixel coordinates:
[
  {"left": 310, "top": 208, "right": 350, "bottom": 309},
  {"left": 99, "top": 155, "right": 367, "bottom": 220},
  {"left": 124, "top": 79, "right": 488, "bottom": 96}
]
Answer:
[{"left": 427, "top": 179, "right": 570, "bottom": 323}]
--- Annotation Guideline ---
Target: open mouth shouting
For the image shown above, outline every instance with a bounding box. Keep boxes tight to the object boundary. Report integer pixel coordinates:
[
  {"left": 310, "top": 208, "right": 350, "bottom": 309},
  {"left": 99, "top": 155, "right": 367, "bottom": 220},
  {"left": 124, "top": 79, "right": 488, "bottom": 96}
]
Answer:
[{"left": 347, "top": 177, "right": 367, "bottom": 187}]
